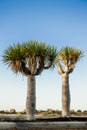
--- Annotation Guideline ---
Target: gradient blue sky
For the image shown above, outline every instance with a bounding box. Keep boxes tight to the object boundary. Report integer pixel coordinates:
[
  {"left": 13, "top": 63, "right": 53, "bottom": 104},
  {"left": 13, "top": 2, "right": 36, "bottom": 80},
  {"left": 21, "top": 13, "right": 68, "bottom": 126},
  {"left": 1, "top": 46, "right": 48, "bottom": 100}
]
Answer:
[{"left": 0, "top": 0, "right": 87, "bottom": 111}]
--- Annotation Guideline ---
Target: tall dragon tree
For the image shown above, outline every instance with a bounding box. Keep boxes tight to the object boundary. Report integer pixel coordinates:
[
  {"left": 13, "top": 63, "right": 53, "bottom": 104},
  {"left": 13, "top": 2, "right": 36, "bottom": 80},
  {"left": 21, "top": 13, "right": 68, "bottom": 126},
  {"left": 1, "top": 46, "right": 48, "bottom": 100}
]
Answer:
[
  {"left": 56, "top": 46, "right": 83, "bottom": 117},
  {"left": 2, "top": 40, "right": 58, "bottom": 120}
]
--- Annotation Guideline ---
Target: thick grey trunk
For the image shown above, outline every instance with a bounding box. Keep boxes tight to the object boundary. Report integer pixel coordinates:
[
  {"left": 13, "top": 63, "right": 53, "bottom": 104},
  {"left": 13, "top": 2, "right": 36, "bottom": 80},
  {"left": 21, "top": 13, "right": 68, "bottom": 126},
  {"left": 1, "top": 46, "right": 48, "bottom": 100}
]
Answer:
[
  {"left": 26, "top": 75, "right": 36, "bottom": 120},
  {"left": 62, "top": 73, "right": 70, "bottom": 117}
]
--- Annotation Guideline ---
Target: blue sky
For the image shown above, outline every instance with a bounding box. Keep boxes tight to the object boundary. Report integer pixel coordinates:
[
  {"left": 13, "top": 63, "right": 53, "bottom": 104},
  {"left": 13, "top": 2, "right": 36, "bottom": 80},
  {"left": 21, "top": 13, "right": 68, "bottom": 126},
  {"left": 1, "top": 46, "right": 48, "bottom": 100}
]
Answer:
[{"left": 0, "top": 0, "right": 87, "bottom": 111}]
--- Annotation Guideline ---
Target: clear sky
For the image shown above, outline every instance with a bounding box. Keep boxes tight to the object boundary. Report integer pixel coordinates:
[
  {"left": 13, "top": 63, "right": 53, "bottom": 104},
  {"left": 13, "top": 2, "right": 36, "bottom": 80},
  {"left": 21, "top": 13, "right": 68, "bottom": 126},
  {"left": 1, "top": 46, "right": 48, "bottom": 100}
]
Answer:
[{"left": 0, "top": 0, "right": 87, "bottom": 111}]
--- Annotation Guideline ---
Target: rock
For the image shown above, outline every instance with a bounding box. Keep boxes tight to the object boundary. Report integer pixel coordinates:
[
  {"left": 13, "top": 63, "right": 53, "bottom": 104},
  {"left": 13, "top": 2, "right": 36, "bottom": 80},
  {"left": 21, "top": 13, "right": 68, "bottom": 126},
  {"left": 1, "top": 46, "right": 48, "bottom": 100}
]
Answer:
[{"left": 10, "top": 108, "right": 16, "bottom": 114}]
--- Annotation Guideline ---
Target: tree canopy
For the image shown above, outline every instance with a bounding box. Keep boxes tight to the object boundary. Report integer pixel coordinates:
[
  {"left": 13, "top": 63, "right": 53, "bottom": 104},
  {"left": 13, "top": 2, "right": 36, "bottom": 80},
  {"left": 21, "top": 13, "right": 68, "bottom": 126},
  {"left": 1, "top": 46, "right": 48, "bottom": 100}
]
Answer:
[{"left": 3, "top": 40, "right": 58, "bottom": 76}]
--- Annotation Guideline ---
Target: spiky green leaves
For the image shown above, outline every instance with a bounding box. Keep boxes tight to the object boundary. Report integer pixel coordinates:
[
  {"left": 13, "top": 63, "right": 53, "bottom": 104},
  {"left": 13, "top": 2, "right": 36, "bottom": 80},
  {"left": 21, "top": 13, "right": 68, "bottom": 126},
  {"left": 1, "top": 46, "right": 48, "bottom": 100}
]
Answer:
[
  {"left": 2, "top": 43, "right": 27, "bottom": 72},
  {"left": 59, "top": 47, "right": 83, "bottom": 65},
  {"left": 56, "top": 46, "right": 83, "bottom": 74},
  {"left": 2, "top": 40, "right": 58, "bottom": 75},
  {"left": 25, "top": 41, "right": 58, "bottom": 59},
  {"left": 3, "top": 43, "right": 26, "bottom": 61}
]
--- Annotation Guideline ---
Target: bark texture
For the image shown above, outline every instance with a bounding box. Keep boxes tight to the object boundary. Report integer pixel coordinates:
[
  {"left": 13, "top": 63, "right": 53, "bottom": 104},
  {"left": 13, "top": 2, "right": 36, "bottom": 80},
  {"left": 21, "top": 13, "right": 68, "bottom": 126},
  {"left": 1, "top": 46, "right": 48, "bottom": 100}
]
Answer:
[
  {"left": 26, "top": 75, "right": 36, "bottom": 120},
  {"left": 62, "top": 73, "right": 70, "bottom": 117}
]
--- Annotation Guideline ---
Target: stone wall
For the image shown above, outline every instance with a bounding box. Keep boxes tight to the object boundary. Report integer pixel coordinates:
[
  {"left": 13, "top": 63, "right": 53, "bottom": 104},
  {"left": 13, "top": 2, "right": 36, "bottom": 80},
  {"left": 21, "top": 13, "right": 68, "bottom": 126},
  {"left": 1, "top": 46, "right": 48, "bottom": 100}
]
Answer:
[{"left": 0, "top": 122, "right": 87, "bottom": 130}]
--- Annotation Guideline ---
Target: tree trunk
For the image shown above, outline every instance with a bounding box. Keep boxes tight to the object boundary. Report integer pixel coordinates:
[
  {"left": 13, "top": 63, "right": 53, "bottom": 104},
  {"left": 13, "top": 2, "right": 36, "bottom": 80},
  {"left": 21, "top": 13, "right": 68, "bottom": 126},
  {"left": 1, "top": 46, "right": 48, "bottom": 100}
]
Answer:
[
  {"left": 26, "top": 75, "right": 36, "bottom": 120},
  {"left": 62, "top": 73, "right": 70, "bottom": 117}
]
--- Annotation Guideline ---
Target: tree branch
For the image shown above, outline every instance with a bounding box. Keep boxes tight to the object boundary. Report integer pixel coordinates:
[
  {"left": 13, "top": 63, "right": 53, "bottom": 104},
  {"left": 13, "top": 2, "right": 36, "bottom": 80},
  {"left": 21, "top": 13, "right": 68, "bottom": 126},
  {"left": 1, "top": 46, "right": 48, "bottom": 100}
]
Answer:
[
  {"left": 57, "top": 61, "right": 65, "bottom": 75},
  {"left": 68, "top": 64, "right": 75, "bottom": 74},
  {"left": 20, "top": 62, "right": 31, "bottom": 76},
  {"left": 44, "top": 61, "right": 53, "bottom": 69}
]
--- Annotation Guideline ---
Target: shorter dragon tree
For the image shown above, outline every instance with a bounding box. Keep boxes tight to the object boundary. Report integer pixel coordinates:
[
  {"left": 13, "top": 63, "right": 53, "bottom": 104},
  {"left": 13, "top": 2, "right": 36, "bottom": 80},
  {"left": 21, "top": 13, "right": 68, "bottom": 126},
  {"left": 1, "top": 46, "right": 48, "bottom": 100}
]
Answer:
[
  {"left": 56, "top": 46, "right": 83, "bottom": 117},
  {"left": 2, "top": 40, "right": 58, "bottom": 120}
]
